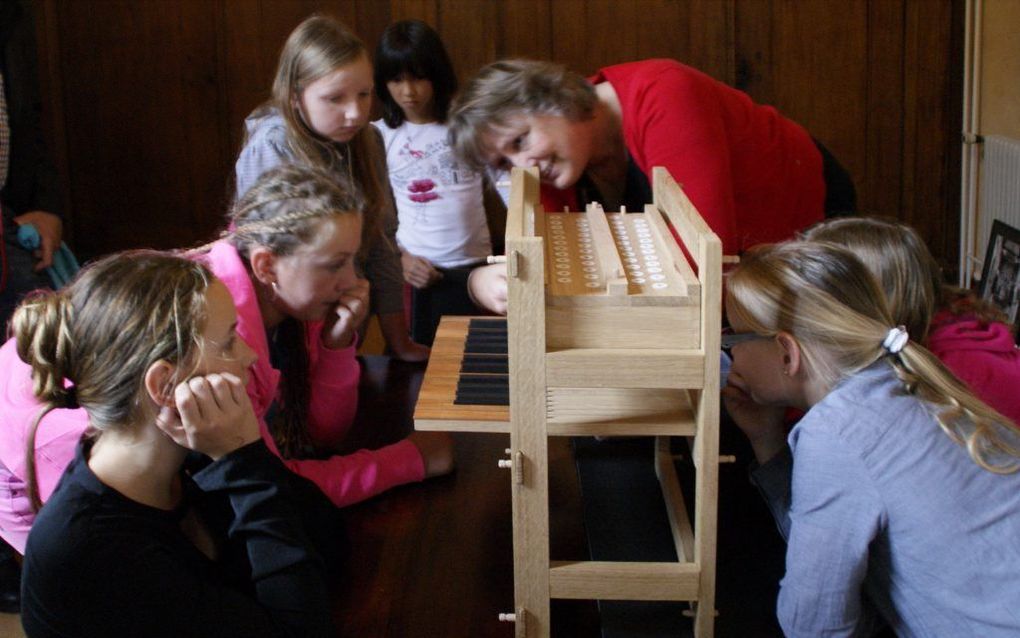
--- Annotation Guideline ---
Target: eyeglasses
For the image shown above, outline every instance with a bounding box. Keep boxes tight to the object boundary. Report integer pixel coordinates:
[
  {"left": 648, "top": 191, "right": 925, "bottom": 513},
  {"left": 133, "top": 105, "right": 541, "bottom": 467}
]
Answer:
[{"left": 720, "top": 327, "right": 772, "bottom": 349}]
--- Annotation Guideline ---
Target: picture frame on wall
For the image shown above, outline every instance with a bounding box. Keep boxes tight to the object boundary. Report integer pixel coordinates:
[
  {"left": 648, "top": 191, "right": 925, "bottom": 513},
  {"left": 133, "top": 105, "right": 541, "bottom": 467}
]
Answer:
[{"left": 979, "top": 219, "right": 1020, "bottom": 329}]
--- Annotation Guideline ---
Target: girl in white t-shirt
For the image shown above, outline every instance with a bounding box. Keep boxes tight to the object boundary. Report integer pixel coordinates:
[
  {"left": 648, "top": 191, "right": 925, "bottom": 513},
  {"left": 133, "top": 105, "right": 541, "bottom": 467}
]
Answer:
[{"left": 372, "top": 20, "right": 495, "bottom": 345}]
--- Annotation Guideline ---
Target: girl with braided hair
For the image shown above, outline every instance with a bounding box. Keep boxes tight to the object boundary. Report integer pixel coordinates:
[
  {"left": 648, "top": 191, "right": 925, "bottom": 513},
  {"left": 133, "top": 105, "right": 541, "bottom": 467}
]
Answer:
[
  {"left": 0, "top": 165, "right": 451, "bottom": 558},
  {"left": 201, "top": 164, "right": 453, "bottom": 507},
  {"left": 235, "top": 14, "right": 429, "bottom": 362},
  {"left": 12, "top": 251, "right": 339, "bottom": 637},
  {"left": 722, "top": 241, "right": 1020, "bottom": 637}
]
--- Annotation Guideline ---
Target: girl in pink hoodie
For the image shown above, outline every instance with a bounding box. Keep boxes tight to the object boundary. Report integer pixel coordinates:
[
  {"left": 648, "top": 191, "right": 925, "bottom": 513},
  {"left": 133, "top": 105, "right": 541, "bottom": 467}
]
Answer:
[
  {"left": 0, "top": 165, "right": 452, "bottom": 552},
  {"left": 804, "top": 217, "right": 1020, "bottom": 424}
]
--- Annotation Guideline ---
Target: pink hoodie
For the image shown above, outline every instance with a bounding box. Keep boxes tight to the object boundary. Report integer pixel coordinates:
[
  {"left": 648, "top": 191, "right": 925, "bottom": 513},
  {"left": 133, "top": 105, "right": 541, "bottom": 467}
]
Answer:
[
  {"left": 927, "top": 310, "right": 1020, "bottom": 425},
  {"left": 0, "top": 339, "right": 87, "bottom": 553},
  {"left": 0, "top": 241, "right": 424, "bottom": 551},
  {"left": 201, "top": 241, "right": 425, "bottom": 505}
]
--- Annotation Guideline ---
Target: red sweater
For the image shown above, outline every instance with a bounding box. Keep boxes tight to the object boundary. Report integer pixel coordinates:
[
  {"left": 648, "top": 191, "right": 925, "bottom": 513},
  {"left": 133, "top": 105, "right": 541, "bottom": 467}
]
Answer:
[{"left": 541, "top": 59, "right": 825, "bottom": 256}]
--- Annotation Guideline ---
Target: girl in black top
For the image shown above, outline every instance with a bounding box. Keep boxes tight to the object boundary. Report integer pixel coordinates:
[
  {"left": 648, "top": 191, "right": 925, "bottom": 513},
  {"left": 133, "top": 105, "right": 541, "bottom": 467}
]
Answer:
[{"left": 19, "top": 251, "right": 339, "bottom": 638}]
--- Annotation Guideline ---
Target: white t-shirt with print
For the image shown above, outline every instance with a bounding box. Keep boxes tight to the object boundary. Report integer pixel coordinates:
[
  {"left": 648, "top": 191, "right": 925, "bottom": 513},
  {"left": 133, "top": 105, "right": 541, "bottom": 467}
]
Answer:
[{"left": 373, "top": 119, "right": 491, "bottom": 268}]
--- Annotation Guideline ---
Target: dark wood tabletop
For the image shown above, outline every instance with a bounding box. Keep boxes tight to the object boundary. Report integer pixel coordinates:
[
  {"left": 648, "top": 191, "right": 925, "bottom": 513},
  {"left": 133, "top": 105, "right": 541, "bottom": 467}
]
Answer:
[{"left": 331, "top": 355, "right": 601, "bottom": 638}]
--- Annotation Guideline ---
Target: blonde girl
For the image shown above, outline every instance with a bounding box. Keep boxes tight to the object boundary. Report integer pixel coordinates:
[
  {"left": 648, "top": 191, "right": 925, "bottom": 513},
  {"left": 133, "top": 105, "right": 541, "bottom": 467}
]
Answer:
[
  {"left": 236, "top": 14, "right": 428, "bottom": 361},
  {"left": 803, "top": 216, "right": 1020, "bottom": 423},
  {"left": 722, "top": 241, "right": 1020, "bottom": 637},
  {"left": 15, "top": 252, "right": 337, "bottom": 637},
  {"left": 206, "top": 165, "right": 452, "bottom": 506}
]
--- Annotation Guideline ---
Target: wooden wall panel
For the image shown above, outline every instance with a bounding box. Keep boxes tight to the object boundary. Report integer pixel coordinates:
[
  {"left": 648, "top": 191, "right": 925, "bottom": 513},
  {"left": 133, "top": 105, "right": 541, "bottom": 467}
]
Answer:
[
  {"left": 770, "top": 0, "right": 869, "bottom": 180},
  {"left": 551, "top": 1, "right": 695, "bottom": 76},
  {"left": 498, "top": 0, "right": 553, "bottom": 61},
  {"left": 52, "top": 0, "right": 224, "bottom": 255},
  {"left": 902, "top": 0, "right": 963, "bottom": 274},
  {"left": 36, "top": 0, "right": 964, "bottom": 274},
  {"left": 437, "top": 0, "right": 501, "bottom": 80},
  {"left": 864, "top": 0, "right": 906, "bottom": 220}
]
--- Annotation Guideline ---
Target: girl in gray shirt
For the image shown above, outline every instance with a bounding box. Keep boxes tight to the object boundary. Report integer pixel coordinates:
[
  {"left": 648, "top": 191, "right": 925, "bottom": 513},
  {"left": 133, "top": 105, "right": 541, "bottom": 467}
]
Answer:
[{"left": 722, "top": 241, "right": 1020, "bottom": 637}]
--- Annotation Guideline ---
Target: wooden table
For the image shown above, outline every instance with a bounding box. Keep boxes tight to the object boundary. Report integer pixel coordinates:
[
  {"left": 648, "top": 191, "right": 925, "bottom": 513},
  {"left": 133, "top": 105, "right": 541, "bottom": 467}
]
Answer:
[{"left": 331, "top": 355, "right": 600, "bottom": 637}]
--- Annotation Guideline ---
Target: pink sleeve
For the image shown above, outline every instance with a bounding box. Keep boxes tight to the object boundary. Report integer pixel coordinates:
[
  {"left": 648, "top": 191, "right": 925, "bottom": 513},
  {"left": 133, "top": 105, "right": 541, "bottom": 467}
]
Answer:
[
  {"left": 259, "top": 324, "right": 426, "bottom": 507},
  {"left": 304, "top": 324, "right": 360, "bottom": 449},
  {"left": 624, "top": 68, "right": 738, "bottom": 255},
  {"left": 257, "top": 418, "right": 425, "bottom": 507},
  {"left": 0, "top": 339, "right": 88, "bottom": 551}
]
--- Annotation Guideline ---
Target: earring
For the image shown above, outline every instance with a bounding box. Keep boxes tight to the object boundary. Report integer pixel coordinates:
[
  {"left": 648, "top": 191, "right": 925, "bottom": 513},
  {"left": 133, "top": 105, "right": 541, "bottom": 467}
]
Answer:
[{"left": 270, "top": 281, "right": 280, "bottom": 299}]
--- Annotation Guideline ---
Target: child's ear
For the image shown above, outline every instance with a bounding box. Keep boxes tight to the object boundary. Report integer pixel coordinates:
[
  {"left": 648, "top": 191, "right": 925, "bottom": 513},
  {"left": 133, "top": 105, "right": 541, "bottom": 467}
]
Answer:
[
  {"left": 248, "top": 247, "right": 277, "bottom": 287},
  {"left": 775, "top": 332, "right": 803, "bottom": 377},
  {"left": 143, "top": 361, "right": 177, "bottom": 408}
]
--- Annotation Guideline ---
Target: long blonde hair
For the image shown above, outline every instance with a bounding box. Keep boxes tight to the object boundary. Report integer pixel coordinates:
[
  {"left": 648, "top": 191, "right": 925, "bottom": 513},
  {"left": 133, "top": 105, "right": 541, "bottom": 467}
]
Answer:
[
  {"left": 12, "top": 252, "right": 214, "bottom": 510},
  {"left": 247, "top": 14, "right": 384, "bottom": 256},
  {"left": 803, "top": 217, "right": 1011, "bottom": 337},
  {"left": 802, "top": 217, "right": 942, "bottom": 341},
  {"left": 228, "top": 164, "right": 363, "bottom": 458},
  {"left": 727, "top": 241, "right": 1020, "bottom": 473}
]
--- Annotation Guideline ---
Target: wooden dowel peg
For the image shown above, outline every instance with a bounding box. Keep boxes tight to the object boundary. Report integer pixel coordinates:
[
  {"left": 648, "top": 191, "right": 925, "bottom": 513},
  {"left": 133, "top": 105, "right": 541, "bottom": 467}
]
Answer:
[{"left": 487, "top": 255, "right": 507, "bottom": 264}]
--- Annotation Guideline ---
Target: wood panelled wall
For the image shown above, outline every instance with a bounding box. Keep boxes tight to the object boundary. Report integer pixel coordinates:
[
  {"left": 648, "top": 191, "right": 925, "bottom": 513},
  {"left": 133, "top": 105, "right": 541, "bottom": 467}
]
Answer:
[{"left": 34, "top": 0, "right": 963, "bottom": 273}]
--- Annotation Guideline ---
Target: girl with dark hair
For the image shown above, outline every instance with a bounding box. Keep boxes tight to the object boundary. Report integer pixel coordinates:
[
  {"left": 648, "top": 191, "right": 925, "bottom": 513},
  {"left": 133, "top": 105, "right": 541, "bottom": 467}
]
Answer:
[{"left": 372, "top": 20, "right": 495, "bottom": 345}]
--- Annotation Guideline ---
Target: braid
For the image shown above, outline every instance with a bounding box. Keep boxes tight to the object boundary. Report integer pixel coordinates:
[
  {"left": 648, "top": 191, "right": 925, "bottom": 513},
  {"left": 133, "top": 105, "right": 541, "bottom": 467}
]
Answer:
[
  {"left": 232, "top": 208, "right": 338, "bottom": 239},
  {"left": 226, "top": 165, "right": 364, "bottom": 459},
  {"left": 231, "top": 181, "right": 313, "bottom": 219}
]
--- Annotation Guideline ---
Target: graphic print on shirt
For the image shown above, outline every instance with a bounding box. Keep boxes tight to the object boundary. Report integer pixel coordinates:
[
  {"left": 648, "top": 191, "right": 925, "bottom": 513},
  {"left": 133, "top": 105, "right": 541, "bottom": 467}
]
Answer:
[{"left": 391, "top": 137, "right": 476, "bottom": 225}]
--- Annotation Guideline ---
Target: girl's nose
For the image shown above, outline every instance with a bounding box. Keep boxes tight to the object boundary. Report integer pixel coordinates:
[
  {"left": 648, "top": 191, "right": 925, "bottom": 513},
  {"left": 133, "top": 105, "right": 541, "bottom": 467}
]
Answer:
[
  {"left": 240, "top": 339, "right": 257, "bottom": 367},
  {"left": 338, "top": 264, "right": 358, "bottom": 291},
  {"left": 346, "top": 101, "right": 365, "bottom": 122},
  {"left": 507, "top": 152, "right": 536, "bottom": 169}
]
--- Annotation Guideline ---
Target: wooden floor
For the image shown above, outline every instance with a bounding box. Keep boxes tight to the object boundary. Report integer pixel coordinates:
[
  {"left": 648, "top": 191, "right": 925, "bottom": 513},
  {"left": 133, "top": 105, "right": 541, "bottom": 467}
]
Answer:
[{"left": 0, "top": 611, "right": 24, "bottom": 637}]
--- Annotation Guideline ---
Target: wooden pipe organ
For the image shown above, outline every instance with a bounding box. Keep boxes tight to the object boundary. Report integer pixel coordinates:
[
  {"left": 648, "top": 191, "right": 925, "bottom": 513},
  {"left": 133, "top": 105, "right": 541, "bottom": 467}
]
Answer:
[{"left": 415, "top": 166, "right": 721, "bottom": 637}]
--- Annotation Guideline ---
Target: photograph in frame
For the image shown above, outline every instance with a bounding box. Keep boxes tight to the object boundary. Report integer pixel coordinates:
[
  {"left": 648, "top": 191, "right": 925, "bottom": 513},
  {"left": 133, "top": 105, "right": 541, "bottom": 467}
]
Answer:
[{"left": 979, "top": 219, "right": 1020, "bottom": 328}]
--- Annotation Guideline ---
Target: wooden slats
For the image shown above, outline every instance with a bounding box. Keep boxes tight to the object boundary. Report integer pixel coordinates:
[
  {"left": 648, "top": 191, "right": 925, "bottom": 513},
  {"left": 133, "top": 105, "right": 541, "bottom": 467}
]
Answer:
[
  {"left": 545, "top": 348, "right": 706, "bottom": 389},
  {"left": 585, "top": 202, "right": 628, "bottom": 295},
  {"left": 545, "top": 388, "right": 697, "bottom": 437},
  {"left": 643, "top": 204, "right": 700, "bottom": 296},
  {"left": 656, "top": 436, "right": 695, "bottom": 563},
  {"left": 549, "top": 561, "right": 702, "bottom": 601},
  {"left": 546, "top": 304, "right": 700, "bottom": 349},
  {"left": 653, "top": 168, "right": 720, "bottom": 264}
]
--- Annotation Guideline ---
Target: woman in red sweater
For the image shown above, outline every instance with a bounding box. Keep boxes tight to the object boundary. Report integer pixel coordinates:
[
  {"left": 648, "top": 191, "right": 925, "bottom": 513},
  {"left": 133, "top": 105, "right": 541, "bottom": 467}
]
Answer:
[{"left": 449, "top": 58, "right": 855, "bottom": 258}]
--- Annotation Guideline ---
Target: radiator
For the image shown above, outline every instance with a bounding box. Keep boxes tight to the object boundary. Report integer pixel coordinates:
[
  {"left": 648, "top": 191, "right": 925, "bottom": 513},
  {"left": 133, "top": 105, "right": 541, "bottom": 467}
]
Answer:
[{"left": 975, "top": 136, "right": 1020, "bottom": 279}]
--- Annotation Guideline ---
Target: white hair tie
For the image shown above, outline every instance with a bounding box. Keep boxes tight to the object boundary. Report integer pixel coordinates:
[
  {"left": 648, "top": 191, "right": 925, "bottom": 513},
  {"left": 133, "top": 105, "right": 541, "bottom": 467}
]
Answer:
[{"left": 882, "top": 325, "right": 909, "bottom": 355}]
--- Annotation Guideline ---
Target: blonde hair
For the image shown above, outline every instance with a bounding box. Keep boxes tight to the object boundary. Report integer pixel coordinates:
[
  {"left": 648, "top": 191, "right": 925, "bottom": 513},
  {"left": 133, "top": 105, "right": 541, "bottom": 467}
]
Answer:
[
  {"left": 448, "top": 59, "right": 598, "bottom": 170},
  {"left": 228, "top": 164, "right": 363, "bottom": 458},
  {"left": 803, "top": 217, "right": 1010, "bottom": 337},
  {"left": 248, "top": 14, "right": 384, "bottom": 256},
  {"left": 12, "top": 252, "right": 214, "bottom": 510},
  {"left": 727, "top": 241, "right": 1020, "bottom": 473},
  {"left": 802, "top": 217, "right": 942, "bottom": 341}
]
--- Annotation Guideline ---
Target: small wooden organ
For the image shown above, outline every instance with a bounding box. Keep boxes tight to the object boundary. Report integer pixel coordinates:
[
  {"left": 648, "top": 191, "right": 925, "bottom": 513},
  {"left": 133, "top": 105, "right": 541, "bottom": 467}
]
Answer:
[{"left": 415, "top": 166, "right": 721, "bottom": 637}]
